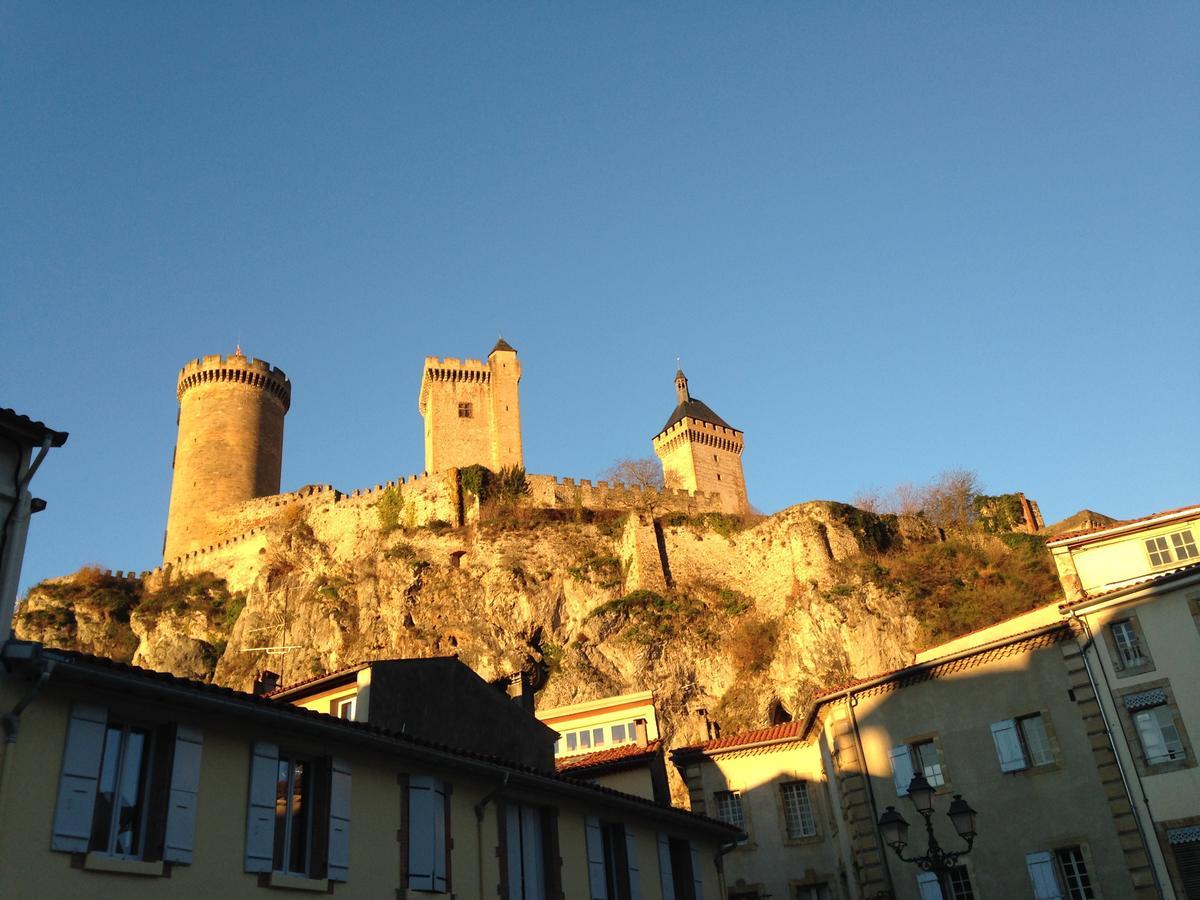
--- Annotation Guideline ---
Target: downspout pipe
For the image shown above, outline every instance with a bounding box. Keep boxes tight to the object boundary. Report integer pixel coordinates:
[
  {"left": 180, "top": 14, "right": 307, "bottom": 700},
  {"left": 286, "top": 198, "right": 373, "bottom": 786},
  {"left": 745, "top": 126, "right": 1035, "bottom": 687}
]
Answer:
[
  {"left": 714, "top": 838, "right": 739, "bottom": 899},
  {"left": 1069, "top": 611, "right": 1166, "bottom": 899}
]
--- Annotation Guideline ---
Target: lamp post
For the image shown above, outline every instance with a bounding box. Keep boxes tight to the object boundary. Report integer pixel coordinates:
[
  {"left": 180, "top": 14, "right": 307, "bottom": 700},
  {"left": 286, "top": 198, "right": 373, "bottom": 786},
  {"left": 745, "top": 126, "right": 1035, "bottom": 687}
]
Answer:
[{"left": 877, "top": 773, "right": 977, "bottom": 889}]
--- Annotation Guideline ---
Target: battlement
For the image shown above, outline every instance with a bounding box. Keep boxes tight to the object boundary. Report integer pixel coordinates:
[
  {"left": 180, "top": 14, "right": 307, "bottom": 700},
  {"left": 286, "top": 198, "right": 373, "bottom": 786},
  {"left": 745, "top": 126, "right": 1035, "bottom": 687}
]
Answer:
[
  {"left": 525, "top": 473, "right": 724, "bottom": 513},
  {"left": 177, "top": 353, "right": 291, "bottom": 410},
  {"left": 423, "top": 356, "right": 492, "bottom": 372},
  {"left": 653, "top": 417, "right": 744, "bottom": 456}
]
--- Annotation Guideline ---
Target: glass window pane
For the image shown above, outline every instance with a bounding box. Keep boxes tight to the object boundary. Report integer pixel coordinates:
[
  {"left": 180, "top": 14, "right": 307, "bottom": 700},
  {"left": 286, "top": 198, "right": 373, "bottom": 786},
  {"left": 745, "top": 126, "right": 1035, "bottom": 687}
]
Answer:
[
  {"left": 566, "top": 733, "right": 577, "bottom": 751},
  {"left": 580, "top": 730, "right": 591, "bottom": 749},
  {"left": 593, "top": 728, "right": 605, "bottom": 746},
  {"left": 288, "top": 761, "right": 309, "bottom": 875},
  {"left": 113, "top": 729, "right": 147, "bottom": 856},
  {"left": 611, "top": 724, "right": 626, "bottom": 743},
  {"left": 1021, "top": 715, "right": 1055, "bottom": 766},
  {"left": 89, "top": 727, "right": 124, "bottom": 853},
  {"left": 914, "top": 741, "right": 944, "bottom": 786},
  {"left": 273, "top": 760, "right": 290, "bottom": 869}
]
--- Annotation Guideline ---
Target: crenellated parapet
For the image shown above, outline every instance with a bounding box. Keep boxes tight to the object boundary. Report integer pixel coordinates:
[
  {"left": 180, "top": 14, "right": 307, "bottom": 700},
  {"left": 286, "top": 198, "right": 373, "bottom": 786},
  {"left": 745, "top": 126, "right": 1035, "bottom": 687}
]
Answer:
[
  {"left": 176, "top": 353, "right": 291, "bottom": 411},
  {"left": 652, "top": 417, "right": 744, "bottom": 457},
  {"left": 418, "top": 357, "right": 492, "bottom": 416}
]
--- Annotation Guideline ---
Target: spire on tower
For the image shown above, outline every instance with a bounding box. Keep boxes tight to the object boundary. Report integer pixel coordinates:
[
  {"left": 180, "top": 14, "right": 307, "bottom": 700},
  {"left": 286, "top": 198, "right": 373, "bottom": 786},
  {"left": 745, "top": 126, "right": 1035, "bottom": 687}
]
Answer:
[{"left": 674, "top": 368, "right": 690, "bottom": 405}]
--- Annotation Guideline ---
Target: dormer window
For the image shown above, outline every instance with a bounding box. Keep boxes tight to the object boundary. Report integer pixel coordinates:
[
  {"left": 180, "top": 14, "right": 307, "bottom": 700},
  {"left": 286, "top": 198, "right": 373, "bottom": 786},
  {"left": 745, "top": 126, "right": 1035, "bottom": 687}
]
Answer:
[{"left": 1145, "top": 529, "right": 1199, "bottom": 567}]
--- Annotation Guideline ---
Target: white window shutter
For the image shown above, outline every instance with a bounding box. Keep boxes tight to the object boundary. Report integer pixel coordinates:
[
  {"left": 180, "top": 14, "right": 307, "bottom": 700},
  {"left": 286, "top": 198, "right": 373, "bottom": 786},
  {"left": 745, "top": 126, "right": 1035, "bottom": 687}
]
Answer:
[
  {"left": 689, "top": 841, "right": 705, "bottom": 900},
  {"left": 505, "top": 805, "right": 523, "bottom": 900},
  {"left": 244, "top": 741, "right": 279, "bottom": 873},
  {"left": 624, "top": 825, "right": 642, "bottom": 900},
  {"left": 51, "top": 703, "right": 107, "bottom": 852},
  {"left": 585, "top": 815, "right": 609, "bottom": 900},
  {"left": 917, "top": 871, "right": 944, "bottom": 900},
  {"left": 408, "top": 774, "right": 438, "bottom": 890},
  {"left": 656, "top": 833, "right": 675, "bottom": 900},
  {"left": 327, "top": 757, "right": 351, "bottom": 882},
  {"left": 432, "top": 779, "right": 448, "bottom": 892},
  {"left": 163, "top": 724, "right": 204, "bottom": 863},
  {"left": 990, "top": 719, "right": 1027, "bottom": 772},
  {"left": 889, "top": 745, "right": 915, "bottom": 795},
  {"left": 520, "top": 805, "right": 545, "bottom": 900},
  {"left": 1026, "top": 851, "right": 1064, "bottom": 900}
]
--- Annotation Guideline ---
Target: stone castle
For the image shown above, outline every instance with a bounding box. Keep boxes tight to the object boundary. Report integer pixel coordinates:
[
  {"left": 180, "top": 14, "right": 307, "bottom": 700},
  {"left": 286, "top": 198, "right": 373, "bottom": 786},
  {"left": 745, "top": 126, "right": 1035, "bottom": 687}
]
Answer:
[{"left": 162, "top": 340, "right": 748, "bottom": 562}]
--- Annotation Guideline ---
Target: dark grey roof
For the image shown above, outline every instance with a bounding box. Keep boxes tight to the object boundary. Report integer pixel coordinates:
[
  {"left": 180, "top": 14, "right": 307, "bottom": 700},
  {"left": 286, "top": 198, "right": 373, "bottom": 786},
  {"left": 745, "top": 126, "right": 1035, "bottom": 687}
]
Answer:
[
  {"left": 660, "top": 398, "right": 737, "bottom": 434},
  {"left": 491, "top": 337, "right": 516, "bottom": 354},
  {"left": 0, "top": 408, "right": 68, "bottom": 447}
]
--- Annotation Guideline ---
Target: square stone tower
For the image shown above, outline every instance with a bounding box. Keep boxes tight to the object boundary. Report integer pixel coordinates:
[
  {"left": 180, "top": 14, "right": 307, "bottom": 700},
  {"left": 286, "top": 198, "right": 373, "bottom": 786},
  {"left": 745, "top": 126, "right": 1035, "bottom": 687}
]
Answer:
[
  {"left": 652, "top": 369, "right": 747, "bottom": 513},
  {"left": 418, "top": 338, "right": 523, "bottom": 473}
]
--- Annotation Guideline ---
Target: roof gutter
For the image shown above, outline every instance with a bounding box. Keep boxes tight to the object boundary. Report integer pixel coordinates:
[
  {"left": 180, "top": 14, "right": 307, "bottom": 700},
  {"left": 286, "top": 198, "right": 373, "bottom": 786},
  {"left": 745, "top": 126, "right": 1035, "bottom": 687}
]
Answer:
[
  {"left": 1058, "top": 567, "right": 1200, "bottom": 615},
  {"left": 9, "top": 645, "right": 736, "bottom": 839}
]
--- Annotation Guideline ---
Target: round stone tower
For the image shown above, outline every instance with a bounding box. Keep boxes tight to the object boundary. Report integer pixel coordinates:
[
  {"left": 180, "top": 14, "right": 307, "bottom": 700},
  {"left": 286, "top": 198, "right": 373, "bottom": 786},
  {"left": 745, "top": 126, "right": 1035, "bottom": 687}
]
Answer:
[{"left": 163, "top": 349, "right": 291, "bottom": 562}]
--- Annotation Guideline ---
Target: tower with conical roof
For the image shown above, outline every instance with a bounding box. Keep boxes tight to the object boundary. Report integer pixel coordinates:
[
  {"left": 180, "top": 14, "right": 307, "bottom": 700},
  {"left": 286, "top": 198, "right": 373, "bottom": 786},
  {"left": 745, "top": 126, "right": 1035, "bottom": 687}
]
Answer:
[
  {"left": 651, "top": 369, "right": 747, "bottom": 513},
  {"left": 418, "top": 338, "right": 523, "bottom": 473}
]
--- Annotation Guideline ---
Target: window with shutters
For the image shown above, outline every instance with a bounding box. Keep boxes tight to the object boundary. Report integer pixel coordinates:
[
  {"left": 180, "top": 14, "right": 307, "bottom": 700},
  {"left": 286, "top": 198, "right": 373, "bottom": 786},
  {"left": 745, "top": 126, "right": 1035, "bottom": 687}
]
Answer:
[
  {"left": 586, "top": 818, "right": 639, "bottom": 900},
  {"left": 502, "top": 802, "right": 557, "bottom": 900},
  {"left": 780, "top": 781, "right": 816, "bottom": 839},
  {"left": 405, "top": 775, "right": 450, "bottom": 892},
  {"left": 891, "top": 738, "right": 948, "bottom": 794},
  {"left": 334, "top": 696, "right": 356, "bottom": 720},
  {"left": 244, "top": 743, "right": 351, "bottom": 883},
  {"left": 1116, "top": 681, "right": 1195, "bottom": 776},
  {"left": 1109, "top": 618, "right": 1149, "bottom": 669},
  {"left": 945, "top": 866, "right": 975, "bottom": 899},
  {"left": 51, "top": 704, "right": 204, "bottom": 871},
  {"left": 990, "top": 713, "right": 1056, "bottom": 772},
  {"left": 1026, "top": 846, "right": 1095, "bottom": 900},
  {"left": 662, "top": 835, "right": 703, "bottom": 900},
  {"left": 1134, "top": 705, "right": 1185, "bottom": 765}
]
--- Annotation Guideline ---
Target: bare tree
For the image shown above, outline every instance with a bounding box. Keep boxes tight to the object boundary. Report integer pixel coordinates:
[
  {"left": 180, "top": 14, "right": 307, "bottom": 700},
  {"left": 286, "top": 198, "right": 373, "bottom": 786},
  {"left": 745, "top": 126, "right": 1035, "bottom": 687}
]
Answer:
[
  {"left": 600, "top": 457, "right": 664, "bottom": 491},
  {"left": 850, "top": 469, "right": 982, "bottom": 528}
]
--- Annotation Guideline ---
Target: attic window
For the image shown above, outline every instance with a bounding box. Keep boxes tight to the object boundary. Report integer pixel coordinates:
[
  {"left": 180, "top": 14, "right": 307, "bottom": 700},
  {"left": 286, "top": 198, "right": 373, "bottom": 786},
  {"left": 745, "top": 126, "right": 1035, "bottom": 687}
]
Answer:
[{"left": 458, "top": 402, "right": 473, "bottom": 418}]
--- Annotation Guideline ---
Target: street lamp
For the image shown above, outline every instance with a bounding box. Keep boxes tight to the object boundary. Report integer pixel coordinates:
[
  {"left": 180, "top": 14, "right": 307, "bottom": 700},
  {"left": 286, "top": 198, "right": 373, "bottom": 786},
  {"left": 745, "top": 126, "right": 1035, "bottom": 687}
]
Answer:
[{"left": 877, "top": 773, "right": 977, "bottom": 881}]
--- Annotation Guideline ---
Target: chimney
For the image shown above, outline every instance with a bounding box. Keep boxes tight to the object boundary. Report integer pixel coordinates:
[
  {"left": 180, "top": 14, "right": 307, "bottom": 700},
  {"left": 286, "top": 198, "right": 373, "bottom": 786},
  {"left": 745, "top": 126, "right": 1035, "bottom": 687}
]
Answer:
[
  {"left": 253, "top": 670, "right": 280, "bottom": 696},
  {"left": 634, "top": 718, "right": 649, "bottom": 748},
  {"left": 506, "top": 671, "right": 534, "bottom": 714}
]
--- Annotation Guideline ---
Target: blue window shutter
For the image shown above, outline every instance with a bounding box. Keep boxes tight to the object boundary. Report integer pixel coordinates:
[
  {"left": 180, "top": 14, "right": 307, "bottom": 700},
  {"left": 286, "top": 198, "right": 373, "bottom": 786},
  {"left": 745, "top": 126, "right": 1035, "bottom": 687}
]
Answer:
[
  {"left": 1026, "top": 851, "right": 1064, "bottom": 899},
  {"left": 519, "top": 805, "right": 545, "bottom": 900},
  {"left": 244, "top": 741, "right": 278, "bottom": 873},
  {"left": 990, "top": 719, "right": 1027, "bottom": 773},
  {"left": 163, "top": 724, "right": 204, "bottom": 864},
  {"left": 917, "top": 871, "right": 944, "bottom": 900},
  {"left": 624, "top": 825, "right": 642, "bottom": 900},
  {"left": 432, "top": 779, "right": 448, "bottom": 892},
  {"left": 505, "top": 804, "right": 523, "bottom": 899},
  {"left": 889, "top": 745, "right": 915, "bottom": 795},
  {"left": 656, "top": 834, "right": 675, "bottom": 900},
  {"left": 689, "top": 841, "right": 704, "bottom": 900},
  {"left": 327, "top": 757, "right": 352, "bottom": 882},
  {"left": 585, "top": 815, "right": 608, "bottom": 900},
  {"left": 408, "top": 774, "right": 437, "bottom": 889},
  {"left": 51, "top": 703, "right": 107, "bottom": 852}
]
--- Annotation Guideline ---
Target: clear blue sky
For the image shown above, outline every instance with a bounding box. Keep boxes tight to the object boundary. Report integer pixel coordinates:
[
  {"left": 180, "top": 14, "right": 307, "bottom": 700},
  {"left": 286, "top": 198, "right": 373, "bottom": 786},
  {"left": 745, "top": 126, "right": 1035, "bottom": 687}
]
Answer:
[{"left": 4, "top": 3, "right": 1198, "bottom": 593}]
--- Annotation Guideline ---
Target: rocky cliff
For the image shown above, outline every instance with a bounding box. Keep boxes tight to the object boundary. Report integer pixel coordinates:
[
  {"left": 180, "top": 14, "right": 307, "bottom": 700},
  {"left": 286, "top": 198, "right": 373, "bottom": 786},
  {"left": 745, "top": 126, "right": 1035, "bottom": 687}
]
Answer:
[{"left": 15, "top": 493, "right": 1061, "bottom": 755}]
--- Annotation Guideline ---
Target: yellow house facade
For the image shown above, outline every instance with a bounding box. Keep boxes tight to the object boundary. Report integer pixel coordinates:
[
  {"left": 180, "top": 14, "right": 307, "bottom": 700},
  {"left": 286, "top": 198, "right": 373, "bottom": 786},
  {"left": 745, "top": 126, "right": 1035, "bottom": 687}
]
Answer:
[{"left": 0, "top": 642, "right": 737, "bottom": 899}]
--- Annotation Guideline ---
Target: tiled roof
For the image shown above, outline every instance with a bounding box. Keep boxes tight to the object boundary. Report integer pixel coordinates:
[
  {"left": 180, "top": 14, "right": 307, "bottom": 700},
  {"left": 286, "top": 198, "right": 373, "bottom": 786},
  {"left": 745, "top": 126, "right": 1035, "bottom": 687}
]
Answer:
[
  {"left": 1047, "top": 502, "right": 1200, "bottom": 545},
  {"left": 17, "top": 643, "right": 737, "bottom": 836},
  {"left": 1059, "top": 561, "right": 1200, "bottom": 609},
  {"left": 673, "top": 722, "right": 804, "bottom": 756},
  {"left": 0, "top": 408, "right": 68, "bottom": 446},
  {"left": 266, "top": 661, "right": 371, "bottom": 697},
  {"left": 556, "top": 740, "right": 661, "bottom": 773}
]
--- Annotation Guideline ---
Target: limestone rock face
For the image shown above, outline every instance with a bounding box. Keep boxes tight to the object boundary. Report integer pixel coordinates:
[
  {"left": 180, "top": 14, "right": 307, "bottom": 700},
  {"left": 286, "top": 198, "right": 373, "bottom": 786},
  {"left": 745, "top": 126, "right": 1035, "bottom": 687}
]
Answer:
[{"left": 15, "top": 500, "right": 946, "bottom": 751}]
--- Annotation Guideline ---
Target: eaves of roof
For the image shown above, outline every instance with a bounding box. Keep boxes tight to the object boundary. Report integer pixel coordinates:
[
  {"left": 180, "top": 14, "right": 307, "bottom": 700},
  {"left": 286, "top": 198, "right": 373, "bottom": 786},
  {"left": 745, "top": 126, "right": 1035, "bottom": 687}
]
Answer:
[
  {"left": 7, "top": 642, "right": 736, "bottom": 838},
  {"left": 0, "top": 408, "right": 68, "bottom": 447},
  {"left": 1058, "top": 561, "right": 1200, "bottom": 611},
  {"left": 672, "top": 722, "right": 804, "bottom": 759}
]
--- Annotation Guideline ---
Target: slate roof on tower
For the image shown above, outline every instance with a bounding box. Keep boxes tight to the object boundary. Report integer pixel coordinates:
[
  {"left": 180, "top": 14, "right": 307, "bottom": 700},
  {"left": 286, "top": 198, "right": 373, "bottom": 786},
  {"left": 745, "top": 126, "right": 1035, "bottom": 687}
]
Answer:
[
  {"left": 491, "top": 337, "right": 516, "bottom": 354},
  {"left": 660, "top": 397, "right": 737, "bottom": 434}
]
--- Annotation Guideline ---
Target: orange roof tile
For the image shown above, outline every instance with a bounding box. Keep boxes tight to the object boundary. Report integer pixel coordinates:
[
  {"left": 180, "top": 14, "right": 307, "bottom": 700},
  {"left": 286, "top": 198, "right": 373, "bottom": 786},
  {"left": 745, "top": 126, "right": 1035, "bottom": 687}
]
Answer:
[
  {"left": 673, "top": 722, "right": 804, "bottom": 756},
  {"left": 556, "top": 740, "right": 661, "bottom": 773}
]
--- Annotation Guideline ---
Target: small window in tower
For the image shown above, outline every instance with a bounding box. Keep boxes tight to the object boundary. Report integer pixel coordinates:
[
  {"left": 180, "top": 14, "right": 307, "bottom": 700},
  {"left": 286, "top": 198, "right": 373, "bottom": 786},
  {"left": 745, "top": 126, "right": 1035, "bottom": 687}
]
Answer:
[
  {"left": 458, "top": 402, "right": 473, "bottom": 418},
  {"left": 717, "top": 474, "right": 722, "bottom": 481}
]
